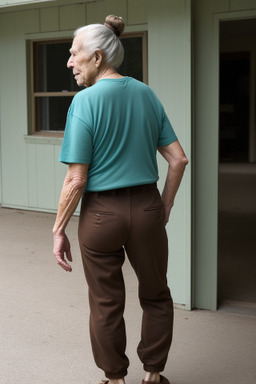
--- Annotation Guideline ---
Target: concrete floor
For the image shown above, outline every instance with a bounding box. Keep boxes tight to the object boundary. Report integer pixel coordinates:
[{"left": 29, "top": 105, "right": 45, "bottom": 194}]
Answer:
[{"left": 1, "top": 207, "right": 256, "bottom": 384}]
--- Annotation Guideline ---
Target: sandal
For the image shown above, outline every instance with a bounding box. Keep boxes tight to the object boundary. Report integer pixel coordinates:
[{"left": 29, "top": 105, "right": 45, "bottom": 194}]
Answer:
[{"left": 142, "top": 375, "right": 170, "bottom": 384}]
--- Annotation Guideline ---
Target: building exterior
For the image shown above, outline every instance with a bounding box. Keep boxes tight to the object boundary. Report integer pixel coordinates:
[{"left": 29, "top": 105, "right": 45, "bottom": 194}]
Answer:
[{"left": 0, "top": 0, "right": 256, "bottom": 311}]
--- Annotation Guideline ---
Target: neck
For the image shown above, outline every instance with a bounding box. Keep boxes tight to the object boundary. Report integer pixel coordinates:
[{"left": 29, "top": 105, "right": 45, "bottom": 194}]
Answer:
[{"left": 96, "top": 67, "right": 123, "bottom": 82}]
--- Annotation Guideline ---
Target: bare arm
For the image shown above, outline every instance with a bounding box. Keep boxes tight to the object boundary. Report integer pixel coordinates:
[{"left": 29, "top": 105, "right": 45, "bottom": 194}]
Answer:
[
  {"left": 53, "top": 163, "right": 88, "bottom": 272},
  {"left": 158, "top": 140, "right": 188, "bottom": 225}
]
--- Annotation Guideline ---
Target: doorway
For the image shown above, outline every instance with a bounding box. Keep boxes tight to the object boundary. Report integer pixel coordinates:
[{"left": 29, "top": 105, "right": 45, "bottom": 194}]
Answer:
[{"left": 218, "top": 19, "right": 256, "bottom": 310}]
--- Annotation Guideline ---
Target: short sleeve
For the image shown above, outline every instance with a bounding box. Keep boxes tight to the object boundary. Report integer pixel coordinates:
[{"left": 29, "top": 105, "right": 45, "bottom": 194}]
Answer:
[
  {"left": 157, "top": 109, "right": 178, "bottom": 147},
  {"left": 59, "top": 111, "right": 93, "bottom": 165}
]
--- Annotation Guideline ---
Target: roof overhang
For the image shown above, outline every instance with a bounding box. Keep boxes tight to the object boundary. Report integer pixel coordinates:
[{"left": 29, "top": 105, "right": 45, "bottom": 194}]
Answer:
[{"left": 0, "top": 0, "right": 98, "bottom": 8}]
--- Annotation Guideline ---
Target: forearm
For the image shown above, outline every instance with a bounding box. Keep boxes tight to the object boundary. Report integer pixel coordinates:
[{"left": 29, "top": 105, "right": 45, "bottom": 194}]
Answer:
[
  {"left": 53, "top": 170, "right": 87, "bottom": 235},
  {"left": 162, "top": 162, "right": 186, "bottom": 208},
  {"left": 158, "top": 141, "right": 188, "bottom": 209}
]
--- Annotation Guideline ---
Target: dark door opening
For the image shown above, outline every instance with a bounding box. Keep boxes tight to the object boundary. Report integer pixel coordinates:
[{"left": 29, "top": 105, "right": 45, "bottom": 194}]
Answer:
[
  {"left": 218, "top": 19, "right": 256, "bottom": 312},
  {"left": 219, "top": 52, "right": 250, "bottom": 162}
]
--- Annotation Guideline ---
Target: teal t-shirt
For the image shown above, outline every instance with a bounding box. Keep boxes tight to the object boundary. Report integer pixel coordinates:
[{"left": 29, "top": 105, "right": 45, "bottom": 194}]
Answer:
[{"left": 59, "top": 77, "right": 177, "bottom": 191}]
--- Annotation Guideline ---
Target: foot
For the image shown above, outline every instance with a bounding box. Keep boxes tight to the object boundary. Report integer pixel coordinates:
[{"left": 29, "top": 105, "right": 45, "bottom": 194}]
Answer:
[
  {"left": 109, "top": 379, "right": 125, "bottom": 384},
  {"left": 142, "top": 374, "right": 170, "bottom": 384},
  {"left": 144, "top": 372, "right": 161, "bottom": 383}
]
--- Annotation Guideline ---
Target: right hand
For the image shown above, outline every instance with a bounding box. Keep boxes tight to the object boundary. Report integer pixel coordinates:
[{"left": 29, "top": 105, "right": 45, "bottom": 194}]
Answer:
[
  {"left": 163, "top": 202, "right": 173, "bottom": 226},
  {"left": 53, "top": 231, "right": 73, "bottom": 272}
]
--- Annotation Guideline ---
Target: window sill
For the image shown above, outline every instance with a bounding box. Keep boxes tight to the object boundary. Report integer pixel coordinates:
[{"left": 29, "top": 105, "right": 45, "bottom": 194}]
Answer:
[{"left": 24, "top": 134, "right": 63, "bottom": 145}]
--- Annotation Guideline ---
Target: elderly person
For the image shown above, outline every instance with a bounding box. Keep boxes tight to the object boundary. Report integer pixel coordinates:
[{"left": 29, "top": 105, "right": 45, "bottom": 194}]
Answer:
[{"left": 53, "top": 15, "right": 188, "bottom": 384}]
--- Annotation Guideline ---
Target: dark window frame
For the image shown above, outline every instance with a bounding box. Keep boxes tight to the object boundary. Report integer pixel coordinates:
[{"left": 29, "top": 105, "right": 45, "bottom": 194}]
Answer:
[{"left": 28, "top": 31, "right": 147, "bottom": 136}]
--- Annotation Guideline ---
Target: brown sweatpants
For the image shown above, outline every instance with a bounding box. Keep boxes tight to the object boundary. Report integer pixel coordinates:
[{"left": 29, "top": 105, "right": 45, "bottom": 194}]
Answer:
[{"left": 78, "top": 183, "right": 173, "bottom": 380}]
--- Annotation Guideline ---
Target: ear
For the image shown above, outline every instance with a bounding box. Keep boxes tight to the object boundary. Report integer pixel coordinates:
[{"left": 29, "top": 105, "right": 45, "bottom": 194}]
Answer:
[{"left": 94, "top": 50, "right": 103, "bottom": 68}]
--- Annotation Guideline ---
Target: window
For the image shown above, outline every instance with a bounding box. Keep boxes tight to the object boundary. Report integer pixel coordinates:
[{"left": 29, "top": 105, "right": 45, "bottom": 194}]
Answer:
[
  {"left": 120, "top": 32, "right": 148, "bottom": 84},
  {"left": 29, "top": 32, "right": 147, "bottom": 135},
  {"left": 30, "top": 39, "right": 80, "bottom": 136}
]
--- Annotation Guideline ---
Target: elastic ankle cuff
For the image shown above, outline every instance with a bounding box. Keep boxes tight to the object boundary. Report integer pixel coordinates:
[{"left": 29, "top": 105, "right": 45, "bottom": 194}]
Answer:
[
  {"left": 105, "top": 369, "right": 127, "bottom": 380},
  {"left": 144, "top": 365, "right": 164, "bottom": 373}
]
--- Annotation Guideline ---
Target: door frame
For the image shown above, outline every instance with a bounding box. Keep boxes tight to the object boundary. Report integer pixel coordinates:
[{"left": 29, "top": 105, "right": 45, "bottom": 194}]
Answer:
[
  {"left": 215, "top": 11, "right": 256, "bottom": 163},
  {"left": 193, "top": 8, "right": 256, "bottom": 310}
]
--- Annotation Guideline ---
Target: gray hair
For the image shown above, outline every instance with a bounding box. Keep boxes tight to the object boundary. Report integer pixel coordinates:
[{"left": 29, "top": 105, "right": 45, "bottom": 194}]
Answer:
[{"left": 74, "top": 24, "right": 124, "bottom": 69}]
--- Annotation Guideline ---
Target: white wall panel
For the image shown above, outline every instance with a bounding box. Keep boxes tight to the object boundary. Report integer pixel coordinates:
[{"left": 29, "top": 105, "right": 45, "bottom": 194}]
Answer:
[
  {"left": 193, "top": 0, "right": 229, "bottom": 310},
  {"left": 0, "top": 10, "right": 39, "bottom": 208},
  {"left": 40, "top": 6, "right": 59, "bottom": 32},
  {"left": 59, "top": 4, "right": 86, "bottom": 30},
  {"left": 26, "top": 143, "right": 38, "bottom": 208},
  {"left": 54, "top": 144, "right": 66, "bottom": 207},
  {"left": 128, "top": 0, "right": 147, "bottom": 25},
  {"left": 87, "top": 0, "right": 127, "bottom": 24},
  {"left": 36, "top": 144, "right": 55, "bottom": 210}
]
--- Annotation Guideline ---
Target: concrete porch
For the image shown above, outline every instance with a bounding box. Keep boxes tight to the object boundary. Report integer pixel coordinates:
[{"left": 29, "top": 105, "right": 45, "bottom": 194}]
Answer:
[{"left": 0, "top": 207, "right": 255, "bottom": 384}]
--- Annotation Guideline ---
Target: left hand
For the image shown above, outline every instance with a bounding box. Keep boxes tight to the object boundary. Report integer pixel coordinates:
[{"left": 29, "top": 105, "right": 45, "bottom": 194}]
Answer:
[{"left": 53, "top": 232, "right": 73, "bottom": 272}]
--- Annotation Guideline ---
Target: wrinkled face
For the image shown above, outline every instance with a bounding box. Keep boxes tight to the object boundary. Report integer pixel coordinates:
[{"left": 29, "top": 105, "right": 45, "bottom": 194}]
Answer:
[{"left": 67, "top": 34, "right": 97, "bottom": 87}]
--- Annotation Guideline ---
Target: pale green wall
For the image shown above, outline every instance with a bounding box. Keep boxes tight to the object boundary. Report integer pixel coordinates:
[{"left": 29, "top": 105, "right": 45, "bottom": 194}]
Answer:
[
  {"left": 0, "top": 10, "right": 40, "bottom": 209},
  {"left": 193, "top": 0, "right": 256, "bottom": 310},
  {"left": 0, "top": 118, "right": 2, "bottom": 204},
  {"left": 0, "top": 0, "right": 148, "bottom": 212},
  {"left": 148, "top": 0, "right": 192, "bottom": 308},
  {"left": 0, "top": 0, "right": 192, "bottom": 308}
]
